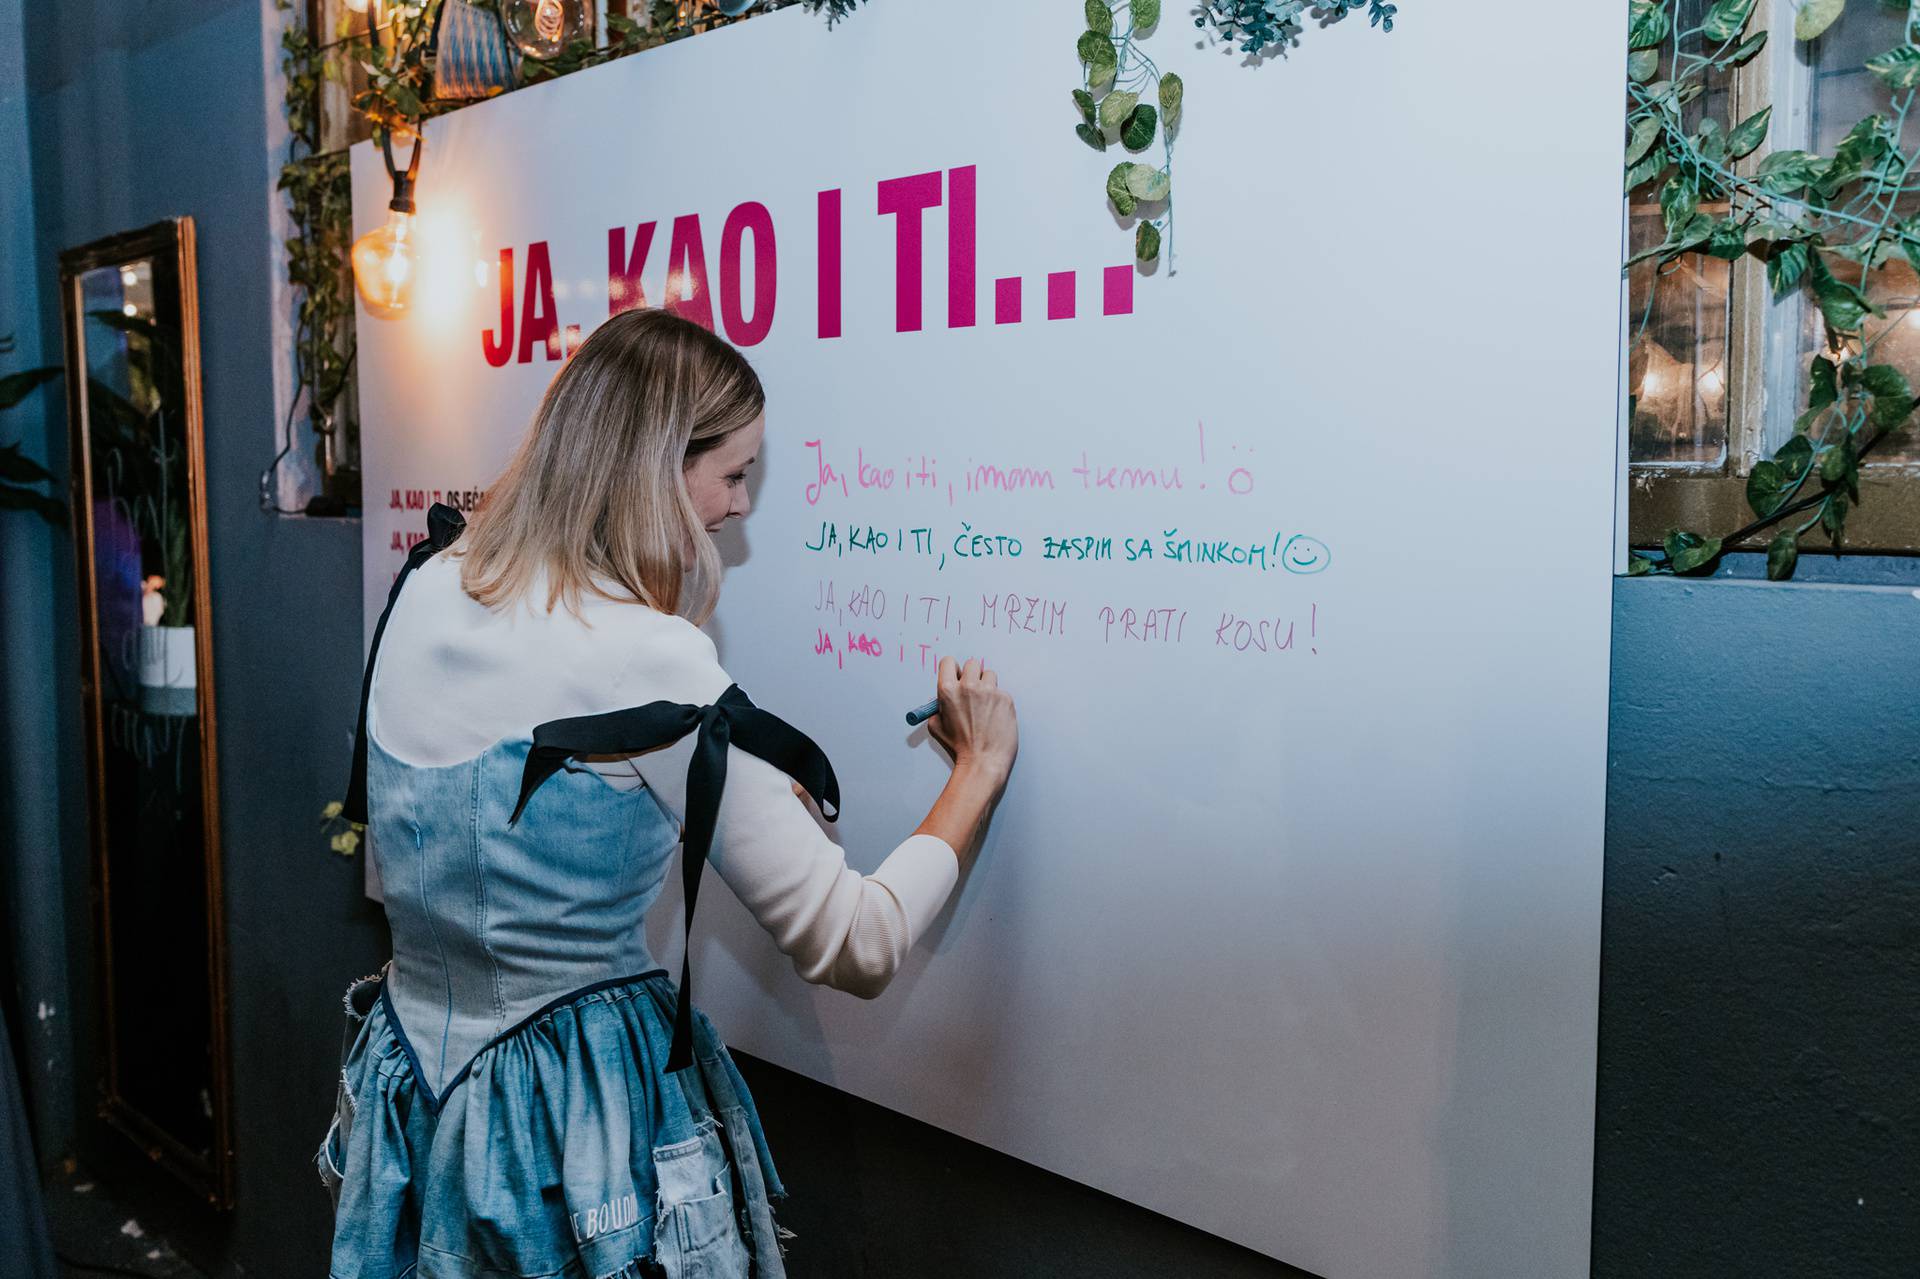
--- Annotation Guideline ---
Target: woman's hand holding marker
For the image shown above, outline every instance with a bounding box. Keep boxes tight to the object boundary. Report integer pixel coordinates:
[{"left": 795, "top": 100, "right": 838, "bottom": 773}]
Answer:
[
  {"left": 913, "top": 657, "right": 1019, "bottom": 864},
  {"left": 927, "top": 657, "right": 1019, "bottom": 785}
]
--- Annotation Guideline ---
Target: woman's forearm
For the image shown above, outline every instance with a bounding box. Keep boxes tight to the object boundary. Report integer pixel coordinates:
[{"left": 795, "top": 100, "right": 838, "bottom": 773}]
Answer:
[{"left": 912, "top": 761, "right": 1003, "bottom": 871}]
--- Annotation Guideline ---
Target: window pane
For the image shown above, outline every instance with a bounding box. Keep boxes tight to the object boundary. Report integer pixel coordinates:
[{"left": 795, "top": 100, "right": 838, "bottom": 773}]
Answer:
[
  {"left": 1793, "top": 7, "right": 1920, "bottom": 463},
  {"left": 1626, "top": 0, "right": 1733, "bottom": 468},
  {"left": 315, "top": 34, "right": 376, "bottom": 152},
  {"left": 1628, "top": 220, "right": 1732, "bottom": 466},
  {"left": 311, "top": 0, "right": 371, "bottom": 43}
]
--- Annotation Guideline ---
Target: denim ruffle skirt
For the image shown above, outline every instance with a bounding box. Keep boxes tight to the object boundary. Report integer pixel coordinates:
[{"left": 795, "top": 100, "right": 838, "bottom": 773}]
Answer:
[{"left": 317, "top": 969, "right": 785, "bottom": 1279}]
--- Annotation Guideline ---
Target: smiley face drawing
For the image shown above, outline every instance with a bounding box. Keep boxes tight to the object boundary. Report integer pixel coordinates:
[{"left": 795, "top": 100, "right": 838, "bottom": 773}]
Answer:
[{"left": 1281, "top": 534, "right": 1331, "bottom": 575}]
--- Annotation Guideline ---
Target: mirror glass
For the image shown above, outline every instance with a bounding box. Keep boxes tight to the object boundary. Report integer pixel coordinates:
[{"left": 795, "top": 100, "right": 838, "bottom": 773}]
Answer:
[{"left": 61, "top": 219, "right": 232, "bottom": 1206}]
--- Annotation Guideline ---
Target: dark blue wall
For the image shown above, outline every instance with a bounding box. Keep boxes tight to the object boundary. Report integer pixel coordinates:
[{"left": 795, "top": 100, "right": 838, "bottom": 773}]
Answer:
[
  {"left": 3, "top": 4, "right": 1916, "bottom": 1277},
  {"left": 0, "top": 0, "right": 74, "bottom": 1168},
  {"left": 1594, "top": 571, "right": 1920, "bottom": 1278},
  {"left": 7, "top": 0, "right": 387, "bottom": 1270}
]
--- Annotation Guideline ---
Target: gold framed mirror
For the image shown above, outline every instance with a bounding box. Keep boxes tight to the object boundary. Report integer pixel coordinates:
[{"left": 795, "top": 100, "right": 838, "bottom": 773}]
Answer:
[{"left": 58, "top": 217, "right": 234, "bottom": 1207}]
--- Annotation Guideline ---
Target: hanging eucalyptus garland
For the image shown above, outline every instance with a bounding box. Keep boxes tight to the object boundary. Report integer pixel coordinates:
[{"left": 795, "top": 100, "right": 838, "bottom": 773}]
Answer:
[{"left": 1195, "top": 0, "right": 1397, "bottom": 53}]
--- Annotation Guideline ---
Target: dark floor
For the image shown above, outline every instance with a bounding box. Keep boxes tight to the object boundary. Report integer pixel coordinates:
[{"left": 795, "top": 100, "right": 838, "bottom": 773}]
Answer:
[
  {"left": 41, "top": 1161, "right": 208, "bottom": 1279},
  {"left": 732, "top": 1051, "right": 1311, "bottom": 1278},
  {"left": 39, "top": 1055, "right": 1307, "bottom": 1278}
]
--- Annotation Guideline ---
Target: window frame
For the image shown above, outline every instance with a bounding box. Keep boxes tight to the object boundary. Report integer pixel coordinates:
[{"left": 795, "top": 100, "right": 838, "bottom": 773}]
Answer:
[{"left": 1628, "top": 0, "right": 1920, "bottom": 554}]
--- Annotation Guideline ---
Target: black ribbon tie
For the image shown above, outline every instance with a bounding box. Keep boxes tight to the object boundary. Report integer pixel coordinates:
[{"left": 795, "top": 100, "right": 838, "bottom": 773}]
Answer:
[
  {"left": 345, "top": 501, "right": 468, "bottom": 824},
  {"left": 511, "top": 684, "right": 840, "bottom": 1071},
  {"left": 344, "top": 499, "right": 841, "bottom": 1074}
]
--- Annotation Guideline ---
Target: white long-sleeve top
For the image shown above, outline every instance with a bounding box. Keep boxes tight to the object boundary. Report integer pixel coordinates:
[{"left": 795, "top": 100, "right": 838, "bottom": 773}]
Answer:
[{"left": 366, "top": 550, "right": 958, "bottom": 998}]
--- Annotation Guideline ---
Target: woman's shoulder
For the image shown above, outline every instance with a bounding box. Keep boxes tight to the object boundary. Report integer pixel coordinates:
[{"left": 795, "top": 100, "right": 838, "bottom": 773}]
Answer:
[
  {"left": 391, "top": 551, "right": 734, "bottom": 709},
  {"left": 604, "top": 602, "right": 732, "bottom": 707}
]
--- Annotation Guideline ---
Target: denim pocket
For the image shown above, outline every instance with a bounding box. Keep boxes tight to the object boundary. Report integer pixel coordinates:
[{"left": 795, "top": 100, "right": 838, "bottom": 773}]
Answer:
[
  {"left": 315, "top": 1099, "right": 348, "bottom": 1210},
  {"left": 652, "top": 1128, "right": 749, "bottom": 1279},
  {"left": 713, "top": 1103, "right": 780, "bottom": 1266}
]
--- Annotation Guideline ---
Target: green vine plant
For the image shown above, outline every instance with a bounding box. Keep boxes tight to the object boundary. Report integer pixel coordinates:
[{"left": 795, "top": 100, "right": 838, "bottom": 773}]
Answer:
[
  {"left": 1076, "top": 0, "right": 1180, "bottom": 266},
  {"left": 271, "top": 0, "right": 861, "bottom": 522},
  {"left": 1625, "top": 0, "right": 1920, "bottom": 579},
  {"left": 273, "top": 0, "right": 368, "bottom": 514},
  {"left": 1076, "top": 1, "right": 1399, "bottom": 266}
]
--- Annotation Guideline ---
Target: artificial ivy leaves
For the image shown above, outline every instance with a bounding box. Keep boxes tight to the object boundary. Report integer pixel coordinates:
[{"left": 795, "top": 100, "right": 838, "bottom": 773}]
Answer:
[
  {"left": 1080, "top": 2, "right": 1392, "bottom": 264},
  {"left": 1105, "top": 160, "right": 1170, "bottom": 217},
  {"left": 1077, "top": 29, "right": 1118, "bottom": 88},
  {"left": 1126, "top": 163, "right": 1171, "bottom": 202},
  {"left": 1099, "top": 89, "right": 1140, "bottom": 131},
  {"left": 1795, "top": 0, "right": 1845, "bottom": 43},
  {"left": 1623, "top": 0, "right": 1920, "bottom": 577},
  {"left": 1078, "top": 0, "right": 1175, "bottom": 261}
]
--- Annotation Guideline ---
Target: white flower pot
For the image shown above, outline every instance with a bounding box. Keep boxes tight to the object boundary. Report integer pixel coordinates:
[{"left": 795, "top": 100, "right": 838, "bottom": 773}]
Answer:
[{"left": 138, "top": 623, "right": 197, "bottom": 717}]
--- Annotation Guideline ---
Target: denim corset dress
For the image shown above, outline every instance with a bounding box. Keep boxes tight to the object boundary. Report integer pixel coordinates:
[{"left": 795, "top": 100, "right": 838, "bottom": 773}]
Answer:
[{"left": 318, "top": 504, "right": 840, "bottom": 1279}]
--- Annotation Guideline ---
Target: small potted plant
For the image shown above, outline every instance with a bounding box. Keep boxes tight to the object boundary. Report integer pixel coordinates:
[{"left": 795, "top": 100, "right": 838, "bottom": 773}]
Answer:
[{"left": 136, "top": 479, "right": 197, "bottom": 717}]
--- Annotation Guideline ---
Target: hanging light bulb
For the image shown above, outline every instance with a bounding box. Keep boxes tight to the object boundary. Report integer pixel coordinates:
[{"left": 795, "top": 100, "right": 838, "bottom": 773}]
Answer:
[
  {"left": 352, "top": 132, "right": 423, "bottom": 320},
  {"left": 504, "top": 0, "right": 585, "bottom": 59},
  {"left": 353, "top": 210, "right": 417, "bottom": 318}
]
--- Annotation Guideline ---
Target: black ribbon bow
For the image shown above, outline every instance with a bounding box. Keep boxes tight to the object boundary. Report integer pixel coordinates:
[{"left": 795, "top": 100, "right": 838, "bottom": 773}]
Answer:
[
  {"left": 345, "top": 500, "right": 842, "bottom": 1073},
  {"left": 344, "top": 502, "right": 469, "bottom": 825},
  {"left": 511, "top": 684, "right": 840, "bottom": 1071}
]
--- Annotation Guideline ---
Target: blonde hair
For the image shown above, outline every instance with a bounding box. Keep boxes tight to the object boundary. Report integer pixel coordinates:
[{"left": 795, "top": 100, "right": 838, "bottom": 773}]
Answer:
[{"left": 456, "top": 308, "right": 763, "bottom": 625}]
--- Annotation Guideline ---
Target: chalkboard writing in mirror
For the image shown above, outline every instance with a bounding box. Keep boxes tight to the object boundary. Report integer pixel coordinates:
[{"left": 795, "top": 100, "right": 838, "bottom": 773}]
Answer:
[{"left": 59, "top": 218, "right": 233, "bottom": 1207}]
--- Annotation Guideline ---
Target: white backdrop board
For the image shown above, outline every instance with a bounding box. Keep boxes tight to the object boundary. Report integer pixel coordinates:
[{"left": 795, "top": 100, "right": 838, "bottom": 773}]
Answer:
[{"left": 353, "top": 4, "right": 1625, "bottom": 1274}]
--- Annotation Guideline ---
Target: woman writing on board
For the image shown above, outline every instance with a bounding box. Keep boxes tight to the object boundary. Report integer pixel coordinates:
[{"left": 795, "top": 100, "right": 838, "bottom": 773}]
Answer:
[{"left": 316, "top": 308, "right": 1018, "bottom": 1279}]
